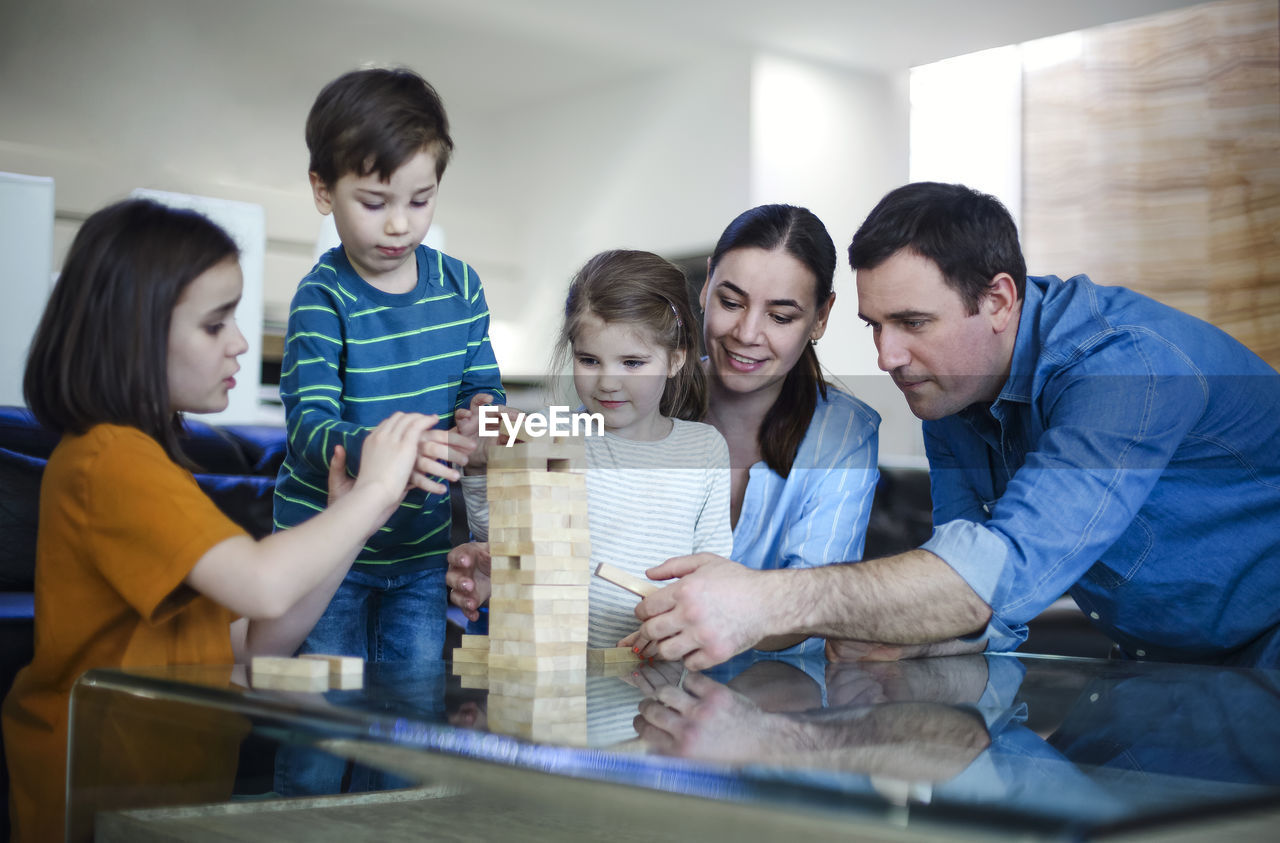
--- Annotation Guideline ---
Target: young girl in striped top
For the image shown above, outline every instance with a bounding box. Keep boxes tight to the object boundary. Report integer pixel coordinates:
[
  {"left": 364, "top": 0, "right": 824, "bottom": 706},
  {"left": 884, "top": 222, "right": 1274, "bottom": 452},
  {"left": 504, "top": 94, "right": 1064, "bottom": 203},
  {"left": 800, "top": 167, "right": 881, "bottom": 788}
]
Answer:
[{"left": 458, "top": 249, "right": 733, "bottom": 648}]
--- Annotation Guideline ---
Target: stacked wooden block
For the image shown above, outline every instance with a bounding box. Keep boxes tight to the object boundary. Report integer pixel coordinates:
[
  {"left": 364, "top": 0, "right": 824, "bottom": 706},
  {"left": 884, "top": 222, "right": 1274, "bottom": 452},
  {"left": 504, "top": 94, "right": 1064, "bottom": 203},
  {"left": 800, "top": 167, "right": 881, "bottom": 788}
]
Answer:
[
  {"left": 484, "top": 436, "right": 591, "bottom": 672},
  {"left": 453, "top": 436, "right": 591, "bottom": 742}
]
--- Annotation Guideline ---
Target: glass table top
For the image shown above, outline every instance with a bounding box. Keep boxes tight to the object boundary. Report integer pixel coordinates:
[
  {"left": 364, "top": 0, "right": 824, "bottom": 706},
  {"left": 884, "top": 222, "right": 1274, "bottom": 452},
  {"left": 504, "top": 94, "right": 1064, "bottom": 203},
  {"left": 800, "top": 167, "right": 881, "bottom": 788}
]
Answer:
[{"left": 75, "top": 650, "right": 1280, "bottom": 840}]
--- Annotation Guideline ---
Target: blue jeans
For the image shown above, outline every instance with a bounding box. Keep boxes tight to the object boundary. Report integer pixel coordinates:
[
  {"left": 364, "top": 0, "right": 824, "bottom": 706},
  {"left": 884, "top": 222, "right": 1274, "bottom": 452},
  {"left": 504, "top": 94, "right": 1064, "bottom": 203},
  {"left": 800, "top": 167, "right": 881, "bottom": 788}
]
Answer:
[
  {"left": 298, "top": 565, "right": 448, "bottom": 662},
  {"left": 273, "top": 566, "right": 447, "bottom": 797}
]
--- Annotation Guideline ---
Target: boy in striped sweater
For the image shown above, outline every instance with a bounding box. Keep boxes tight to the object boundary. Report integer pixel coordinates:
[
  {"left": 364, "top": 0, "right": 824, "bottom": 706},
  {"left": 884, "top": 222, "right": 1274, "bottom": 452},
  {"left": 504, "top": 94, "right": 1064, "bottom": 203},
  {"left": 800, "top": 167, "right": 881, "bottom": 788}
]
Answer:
[{"left": 274, "top": 67, "right": 504, "bottom": 674}]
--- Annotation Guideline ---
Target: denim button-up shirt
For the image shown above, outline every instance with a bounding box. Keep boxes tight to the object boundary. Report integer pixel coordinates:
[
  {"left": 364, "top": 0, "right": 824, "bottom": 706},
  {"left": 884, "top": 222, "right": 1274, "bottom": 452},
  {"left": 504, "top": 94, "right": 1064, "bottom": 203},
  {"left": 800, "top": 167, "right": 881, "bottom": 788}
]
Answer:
[{"left": 921, "top": 274, "right": 1280, "bottom": 662}]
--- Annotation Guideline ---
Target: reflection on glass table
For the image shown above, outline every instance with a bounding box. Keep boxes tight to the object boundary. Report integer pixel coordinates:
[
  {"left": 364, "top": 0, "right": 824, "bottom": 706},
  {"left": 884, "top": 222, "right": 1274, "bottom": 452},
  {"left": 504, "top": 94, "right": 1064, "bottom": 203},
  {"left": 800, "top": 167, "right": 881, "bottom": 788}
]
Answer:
[{"left": 68, "top": 652, "right": 1280, "bottom": 841}]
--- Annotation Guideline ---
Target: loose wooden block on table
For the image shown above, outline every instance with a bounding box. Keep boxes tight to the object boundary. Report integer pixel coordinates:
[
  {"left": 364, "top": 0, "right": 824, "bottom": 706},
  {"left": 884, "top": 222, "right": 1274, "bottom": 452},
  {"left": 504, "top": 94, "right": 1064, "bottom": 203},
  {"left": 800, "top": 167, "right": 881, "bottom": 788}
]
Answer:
[
  {"left": 299, "top": 653, "right": 364, "bottom": 677},
  {"left": 593, "top": 562, "right": 660, "bottom": 598},
  {"left": 251, "top": 656, "right": 328, "bottom": 679}
]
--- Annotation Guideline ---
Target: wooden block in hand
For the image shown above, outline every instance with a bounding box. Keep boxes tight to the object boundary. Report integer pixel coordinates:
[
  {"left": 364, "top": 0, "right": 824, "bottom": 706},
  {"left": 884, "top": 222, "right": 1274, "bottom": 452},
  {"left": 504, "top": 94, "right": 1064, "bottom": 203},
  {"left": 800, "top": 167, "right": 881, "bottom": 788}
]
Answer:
[
  {"left": 588, "top": 646, "right": 641, "bottom": 666},
  {"left": 593, "top": 562, "right": 659, "bottom": 598}
]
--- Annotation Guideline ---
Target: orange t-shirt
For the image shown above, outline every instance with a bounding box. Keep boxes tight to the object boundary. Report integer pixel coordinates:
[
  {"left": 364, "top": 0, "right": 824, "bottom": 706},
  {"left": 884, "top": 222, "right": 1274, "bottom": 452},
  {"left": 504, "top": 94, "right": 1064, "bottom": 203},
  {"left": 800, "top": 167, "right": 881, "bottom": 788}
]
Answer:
[{"left": 2, "top": 424, "right": 246, "bottom": 842}]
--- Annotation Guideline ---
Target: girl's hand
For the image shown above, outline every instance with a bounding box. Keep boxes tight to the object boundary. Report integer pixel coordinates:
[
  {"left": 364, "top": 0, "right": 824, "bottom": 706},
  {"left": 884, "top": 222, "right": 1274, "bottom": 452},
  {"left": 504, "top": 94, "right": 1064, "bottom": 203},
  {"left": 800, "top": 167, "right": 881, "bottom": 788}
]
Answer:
[
  {"left": 355, "top": 413, "right": 445, "bottom": 518},
  {"left": 414, "top": 428, "right": 475, "bottom": 494}
]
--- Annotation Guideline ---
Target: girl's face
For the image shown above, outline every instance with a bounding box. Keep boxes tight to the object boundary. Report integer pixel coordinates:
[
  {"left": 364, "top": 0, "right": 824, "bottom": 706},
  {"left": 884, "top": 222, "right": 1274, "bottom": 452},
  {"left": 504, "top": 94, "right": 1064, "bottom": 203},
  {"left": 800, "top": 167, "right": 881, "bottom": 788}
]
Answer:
[
  {"left": 167, "top": 257, "right": 248, "bottom": 415},
  {"left": 700, "top": 246, "right": 833, "bottom": 401},
  {"left": 572, "top": 313, "right": 685, "bottom": 441}
]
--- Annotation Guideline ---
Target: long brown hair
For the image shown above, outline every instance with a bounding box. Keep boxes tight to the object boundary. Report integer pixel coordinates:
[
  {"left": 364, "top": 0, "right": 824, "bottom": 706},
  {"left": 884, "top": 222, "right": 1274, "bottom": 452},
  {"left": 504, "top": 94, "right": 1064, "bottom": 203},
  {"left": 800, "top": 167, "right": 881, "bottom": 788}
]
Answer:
[
  {"left": 708, "top": 205, "right": 836, "bottom": 477},
  {"left": 556, "top": 250, "right": 707, "bottom": 422},
  {"left": 24, "top": 198, "right": 240, "bottom": 464}
]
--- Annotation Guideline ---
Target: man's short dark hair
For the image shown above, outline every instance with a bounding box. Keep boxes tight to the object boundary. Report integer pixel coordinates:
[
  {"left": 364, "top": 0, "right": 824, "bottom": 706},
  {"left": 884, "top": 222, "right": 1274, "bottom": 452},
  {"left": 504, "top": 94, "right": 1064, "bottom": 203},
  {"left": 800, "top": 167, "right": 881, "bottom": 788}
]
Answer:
[
  {"left": 306, "top": 66, "right": 454, "bottom": 186},
  {"left": 848, "top": 182, "right": 1026, "bottom": 314}
]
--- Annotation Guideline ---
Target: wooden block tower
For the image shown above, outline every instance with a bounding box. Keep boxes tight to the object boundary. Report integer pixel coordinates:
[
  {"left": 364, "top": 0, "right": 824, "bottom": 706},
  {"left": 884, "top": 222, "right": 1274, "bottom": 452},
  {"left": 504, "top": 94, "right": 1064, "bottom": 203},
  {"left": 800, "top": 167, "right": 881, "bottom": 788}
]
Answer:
[
  {"left": 451, "top": 436, "right": 591, "bottom": 742},
  {"left": 484, "top": 435, "right": 592, "bottom": 671}
]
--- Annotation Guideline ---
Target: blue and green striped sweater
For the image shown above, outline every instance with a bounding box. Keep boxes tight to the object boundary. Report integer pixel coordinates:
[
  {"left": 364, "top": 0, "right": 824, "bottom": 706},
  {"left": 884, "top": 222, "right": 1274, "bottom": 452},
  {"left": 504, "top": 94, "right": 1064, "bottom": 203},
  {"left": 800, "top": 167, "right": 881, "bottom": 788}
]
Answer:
[{"left": 273, "top": 245, "right": 504, "bottom": 573}]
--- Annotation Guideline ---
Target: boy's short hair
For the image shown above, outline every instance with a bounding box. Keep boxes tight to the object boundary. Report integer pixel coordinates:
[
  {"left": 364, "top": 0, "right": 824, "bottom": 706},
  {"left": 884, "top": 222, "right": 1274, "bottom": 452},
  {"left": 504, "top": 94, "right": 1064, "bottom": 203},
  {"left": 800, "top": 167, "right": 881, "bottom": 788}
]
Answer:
[{"left": 306, "top": 67, "right": 454, "bottom": 186}]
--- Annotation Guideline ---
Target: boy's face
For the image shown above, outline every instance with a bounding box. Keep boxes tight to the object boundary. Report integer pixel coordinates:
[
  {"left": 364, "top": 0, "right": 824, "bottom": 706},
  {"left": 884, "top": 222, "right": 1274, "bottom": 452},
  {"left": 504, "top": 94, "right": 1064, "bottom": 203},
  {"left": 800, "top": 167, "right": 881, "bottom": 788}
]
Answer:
[{"left": 311, "top": 149, "right": 439, "bottom": 292}]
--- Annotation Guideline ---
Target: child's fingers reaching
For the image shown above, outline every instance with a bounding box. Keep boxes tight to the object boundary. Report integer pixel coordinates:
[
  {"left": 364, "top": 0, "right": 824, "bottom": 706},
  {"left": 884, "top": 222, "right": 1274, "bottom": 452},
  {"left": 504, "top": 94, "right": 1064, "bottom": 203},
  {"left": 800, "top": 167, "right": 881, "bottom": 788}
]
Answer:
[
  {"left": 408, "top": 469, "right": 449, "bottom": 496},
  {"left": 414, "top": 453, "right": 461, "bottom": 485},
  {"left": 419, "top": 428, "right": 475, "bottom": 466}
]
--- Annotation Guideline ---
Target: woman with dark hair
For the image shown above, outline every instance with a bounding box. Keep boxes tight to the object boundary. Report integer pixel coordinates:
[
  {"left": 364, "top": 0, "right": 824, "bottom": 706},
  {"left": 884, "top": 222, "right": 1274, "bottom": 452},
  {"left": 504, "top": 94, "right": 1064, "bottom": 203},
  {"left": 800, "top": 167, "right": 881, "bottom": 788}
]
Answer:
[{"left": 694, "top": 204, "right": 879, "bottom": 654}]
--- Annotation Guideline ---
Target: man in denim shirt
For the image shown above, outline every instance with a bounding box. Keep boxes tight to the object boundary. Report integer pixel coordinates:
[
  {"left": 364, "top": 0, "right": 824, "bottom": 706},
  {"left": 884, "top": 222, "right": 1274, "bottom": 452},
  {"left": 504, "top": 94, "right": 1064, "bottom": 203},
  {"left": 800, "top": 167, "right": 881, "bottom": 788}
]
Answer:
[{"left": 636, "top": 182, "right": 1280, "bottom": 670}]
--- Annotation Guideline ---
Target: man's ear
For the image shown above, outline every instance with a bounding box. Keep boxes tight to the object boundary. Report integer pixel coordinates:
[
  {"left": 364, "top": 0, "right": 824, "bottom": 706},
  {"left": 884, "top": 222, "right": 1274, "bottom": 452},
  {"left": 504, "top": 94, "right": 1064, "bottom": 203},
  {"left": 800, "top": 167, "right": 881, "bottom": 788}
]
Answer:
[
  {"left": 985, "top": 274, "right": 1019, "bottom": 333},
  {"left": 811, "top": 291, "right": 837, "bottom": 342},
  {"left": 309, "top": 172, "right": 334, "bottom": 215}
]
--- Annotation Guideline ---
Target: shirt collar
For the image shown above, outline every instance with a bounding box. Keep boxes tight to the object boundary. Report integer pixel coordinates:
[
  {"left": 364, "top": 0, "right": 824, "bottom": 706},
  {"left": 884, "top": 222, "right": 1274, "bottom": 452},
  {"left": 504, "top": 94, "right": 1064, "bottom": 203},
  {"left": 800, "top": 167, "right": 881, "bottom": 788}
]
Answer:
[{"left": 994, "top": 276, "right": 1047, "bottom": 407}]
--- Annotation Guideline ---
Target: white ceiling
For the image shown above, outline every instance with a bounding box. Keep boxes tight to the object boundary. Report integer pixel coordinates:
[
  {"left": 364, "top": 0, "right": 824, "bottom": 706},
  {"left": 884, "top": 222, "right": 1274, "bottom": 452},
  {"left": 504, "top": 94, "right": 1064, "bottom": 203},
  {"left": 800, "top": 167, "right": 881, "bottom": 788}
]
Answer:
[{"left": 0, "top": 0, "right": 1208, "bottom": 216}]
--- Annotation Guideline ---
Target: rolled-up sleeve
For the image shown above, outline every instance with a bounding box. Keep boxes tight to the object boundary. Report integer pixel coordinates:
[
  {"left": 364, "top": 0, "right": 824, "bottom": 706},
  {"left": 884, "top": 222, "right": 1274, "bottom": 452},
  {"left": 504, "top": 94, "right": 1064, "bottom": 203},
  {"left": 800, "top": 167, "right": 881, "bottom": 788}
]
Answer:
[{"left": 923, "top": 332, "right": 1206, "bottom": 651}]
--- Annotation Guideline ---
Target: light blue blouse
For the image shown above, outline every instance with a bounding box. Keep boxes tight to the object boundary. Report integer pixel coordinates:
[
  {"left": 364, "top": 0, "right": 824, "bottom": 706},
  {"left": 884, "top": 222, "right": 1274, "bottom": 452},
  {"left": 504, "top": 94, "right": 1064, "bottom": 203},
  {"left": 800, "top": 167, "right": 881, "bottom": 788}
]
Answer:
[{"left": 733, "top": 386, "right": 881, "bottom": 658}]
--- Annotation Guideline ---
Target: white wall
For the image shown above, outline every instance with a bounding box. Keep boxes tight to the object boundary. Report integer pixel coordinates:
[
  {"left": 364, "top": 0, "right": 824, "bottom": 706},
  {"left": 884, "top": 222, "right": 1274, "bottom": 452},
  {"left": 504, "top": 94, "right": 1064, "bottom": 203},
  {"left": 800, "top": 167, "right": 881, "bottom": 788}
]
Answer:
[
  {"left": 0, "top": 173, "right": 55, "bottom": 408},
  {"left": 749, "top": 56, "right": 920, "bottom": 461},
  {"left": 477, "top": 54, "right": 755, "bottom": 381}
]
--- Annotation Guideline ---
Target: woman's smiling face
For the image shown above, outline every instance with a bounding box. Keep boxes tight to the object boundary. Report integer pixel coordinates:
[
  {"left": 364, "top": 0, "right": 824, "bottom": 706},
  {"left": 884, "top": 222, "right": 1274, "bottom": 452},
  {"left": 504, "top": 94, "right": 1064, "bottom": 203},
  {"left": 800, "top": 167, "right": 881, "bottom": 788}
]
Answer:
[{"left": 700, "top": 246, "right": 832, "bottom": 400}]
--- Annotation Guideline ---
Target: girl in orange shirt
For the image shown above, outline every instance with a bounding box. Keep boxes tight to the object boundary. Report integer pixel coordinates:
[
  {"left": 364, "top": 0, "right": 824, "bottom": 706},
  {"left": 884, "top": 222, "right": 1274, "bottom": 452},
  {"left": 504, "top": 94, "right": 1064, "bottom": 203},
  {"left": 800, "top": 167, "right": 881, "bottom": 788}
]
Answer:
[{"left": 1, "top": 198, "right": 473, "bottom": 842}]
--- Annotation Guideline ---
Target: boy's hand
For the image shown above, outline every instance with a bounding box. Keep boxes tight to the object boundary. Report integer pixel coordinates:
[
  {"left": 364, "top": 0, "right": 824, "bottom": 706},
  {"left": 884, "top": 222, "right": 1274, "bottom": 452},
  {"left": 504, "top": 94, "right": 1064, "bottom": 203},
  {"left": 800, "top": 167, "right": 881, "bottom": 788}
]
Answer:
[
  {"left": 326, "top": 444, "right": 356, "bottom": 506},
  {"left": 414, "top": 428, "right": 474, "bottom": 494},
  {"left": 446, "top": 541, "right": 492, "bottom": 622},
  {"left": 453, "top": 394, "right": 509, "bottom": 473},
  {"left": 453, "top": 393, "right": 498, "bottom": 441}
]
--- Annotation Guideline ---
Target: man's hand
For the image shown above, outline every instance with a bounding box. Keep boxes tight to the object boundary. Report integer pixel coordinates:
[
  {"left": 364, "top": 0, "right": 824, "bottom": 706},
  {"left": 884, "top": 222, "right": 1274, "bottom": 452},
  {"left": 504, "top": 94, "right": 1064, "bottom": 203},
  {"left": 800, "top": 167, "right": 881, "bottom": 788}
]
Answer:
[
  {"left": 446, "top": 541, "right": 492, "bottom": 622},
  {"left": 635, "top": 554, "right": 782, "bottom": 670}
]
